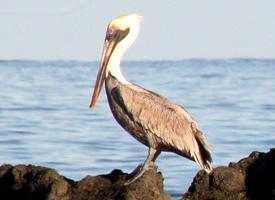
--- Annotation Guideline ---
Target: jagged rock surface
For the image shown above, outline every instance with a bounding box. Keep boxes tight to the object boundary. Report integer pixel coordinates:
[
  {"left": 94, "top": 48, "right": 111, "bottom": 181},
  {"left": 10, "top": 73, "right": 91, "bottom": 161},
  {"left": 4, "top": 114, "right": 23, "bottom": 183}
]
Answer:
[
  {"left": 1, "top": 149, "right": 274, "bottom": 200},
  {"left": 183, "top": 148, "right": 275, "bottom": 200},
  {"left": 0, "top": 164, "right": 171, "bottom": 200}
]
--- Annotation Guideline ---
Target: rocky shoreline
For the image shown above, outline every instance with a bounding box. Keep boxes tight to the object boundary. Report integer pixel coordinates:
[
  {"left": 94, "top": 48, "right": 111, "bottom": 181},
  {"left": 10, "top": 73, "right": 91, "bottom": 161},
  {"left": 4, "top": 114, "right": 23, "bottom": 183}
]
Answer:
[
  {"left": 183, "top": 148, "right": 275, "bottom": 200},
  {"left": 0, "top": 148, "right": 274, "bottom": 200},
  {"left": 0, "top": 163, "right": 170, "bottom": 200}
]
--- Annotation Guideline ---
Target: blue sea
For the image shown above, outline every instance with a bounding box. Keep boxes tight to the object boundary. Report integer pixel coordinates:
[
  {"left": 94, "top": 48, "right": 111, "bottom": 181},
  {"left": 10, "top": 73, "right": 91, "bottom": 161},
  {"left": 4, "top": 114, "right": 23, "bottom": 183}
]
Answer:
[{"left": 0, "top": 59, "right": 275, "bottom": 199}]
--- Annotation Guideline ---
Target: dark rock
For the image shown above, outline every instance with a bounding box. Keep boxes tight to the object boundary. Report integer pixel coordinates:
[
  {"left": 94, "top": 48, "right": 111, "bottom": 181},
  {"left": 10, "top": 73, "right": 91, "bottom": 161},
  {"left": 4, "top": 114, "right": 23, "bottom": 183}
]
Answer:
[
  {"left": 0, "top": 164, "right": 71, "bottom": 200},
  {"left": 183, "top": 148, "right": 275, "bottom": 200},
  {"left": 2, "top": 149, "right": 274, "bottom": 200},
  {"left": 0, "top": 164, "right": 171, "bottom": 200}
]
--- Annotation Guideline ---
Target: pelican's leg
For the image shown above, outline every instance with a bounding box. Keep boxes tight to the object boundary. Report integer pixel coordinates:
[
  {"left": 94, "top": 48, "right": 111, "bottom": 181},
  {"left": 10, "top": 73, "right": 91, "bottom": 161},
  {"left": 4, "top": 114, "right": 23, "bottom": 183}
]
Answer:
[{"left": 125, "top": 148, "right": 161, "bottom": 185}]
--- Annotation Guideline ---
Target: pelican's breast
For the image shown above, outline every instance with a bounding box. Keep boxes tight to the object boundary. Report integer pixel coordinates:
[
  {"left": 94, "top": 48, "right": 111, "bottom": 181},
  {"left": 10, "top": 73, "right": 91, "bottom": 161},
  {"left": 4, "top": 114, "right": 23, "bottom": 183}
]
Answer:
[{"left": 105, "top": 74, "right": 150, "bottom": 146}]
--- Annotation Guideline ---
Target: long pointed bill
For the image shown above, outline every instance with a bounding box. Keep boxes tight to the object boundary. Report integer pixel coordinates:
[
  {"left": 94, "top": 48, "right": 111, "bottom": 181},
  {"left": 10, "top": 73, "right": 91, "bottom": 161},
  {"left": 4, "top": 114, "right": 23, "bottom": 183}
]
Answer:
[
  {"left": 90, "top": 27, "right": 130, "bottom": 110},
  {"left": 89, "top": 38, "right": 117, "bottom": 110}
]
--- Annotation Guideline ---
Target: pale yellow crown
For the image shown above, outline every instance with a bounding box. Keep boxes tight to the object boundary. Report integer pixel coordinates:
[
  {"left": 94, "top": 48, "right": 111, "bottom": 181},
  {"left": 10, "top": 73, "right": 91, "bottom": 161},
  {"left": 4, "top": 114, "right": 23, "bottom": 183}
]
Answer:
[{"left": 109, "top": 14, "right": 142, "bottom": 31}]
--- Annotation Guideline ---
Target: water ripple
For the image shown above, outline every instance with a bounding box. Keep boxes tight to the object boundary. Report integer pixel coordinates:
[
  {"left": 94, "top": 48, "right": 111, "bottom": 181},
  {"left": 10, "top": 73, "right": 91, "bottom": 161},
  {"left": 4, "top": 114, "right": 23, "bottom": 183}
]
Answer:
[{"left": 0, "top": 59, "right": 275, "bottom": 199}]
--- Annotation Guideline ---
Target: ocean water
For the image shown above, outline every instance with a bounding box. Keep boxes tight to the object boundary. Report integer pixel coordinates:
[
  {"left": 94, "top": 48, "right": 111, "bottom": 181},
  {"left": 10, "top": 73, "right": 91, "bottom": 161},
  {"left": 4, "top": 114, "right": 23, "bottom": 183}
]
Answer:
[{"left": 0, "top": 59, "right": 275, "bottom": 199}]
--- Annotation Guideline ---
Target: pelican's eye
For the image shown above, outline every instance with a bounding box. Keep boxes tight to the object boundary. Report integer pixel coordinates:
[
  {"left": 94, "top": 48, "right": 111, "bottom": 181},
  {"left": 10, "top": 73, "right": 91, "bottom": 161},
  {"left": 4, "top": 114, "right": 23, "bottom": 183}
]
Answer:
[
  {"left": 106, "top": 28, "right": 130, "bottom": 43},
  {"left": 106, "top": 29, "right": 116, "bottom": 41}
]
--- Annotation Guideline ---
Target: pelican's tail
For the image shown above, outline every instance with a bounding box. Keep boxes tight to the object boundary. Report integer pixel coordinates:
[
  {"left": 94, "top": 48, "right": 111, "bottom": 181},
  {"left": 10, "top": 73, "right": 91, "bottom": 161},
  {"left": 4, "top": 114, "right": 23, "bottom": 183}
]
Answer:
[{"left": 193, "top": 130, "right": 213, "bottom": 173}]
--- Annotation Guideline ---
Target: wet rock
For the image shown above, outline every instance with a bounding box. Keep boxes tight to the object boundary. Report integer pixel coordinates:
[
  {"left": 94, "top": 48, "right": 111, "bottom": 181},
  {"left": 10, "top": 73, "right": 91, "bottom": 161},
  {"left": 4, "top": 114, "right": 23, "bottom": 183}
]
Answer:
[
  {"left": 2, "top": 149, "right": 274, "bottom": 200},
  {"left": 0, "top": 164, "right": 71, "bottom": 200},
  {"left": 183, "top": 148, "right": 275, "bottom": 200},
  {"left": 0, "top": 164, "right": 171, "bottom": 200}
]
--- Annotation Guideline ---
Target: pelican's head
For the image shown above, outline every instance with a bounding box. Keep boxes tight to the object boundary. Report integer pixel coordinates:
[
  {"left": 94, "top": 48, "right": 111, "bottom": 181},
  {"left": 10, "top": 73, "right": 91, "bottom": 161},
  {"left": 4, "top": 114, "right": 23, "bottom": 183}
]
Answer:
[
  {"left": 90, "top": 14, "right": 142, "bottom": 109},
  {"left": 108, "top": 14, "right": 142, "bottom": 50}
]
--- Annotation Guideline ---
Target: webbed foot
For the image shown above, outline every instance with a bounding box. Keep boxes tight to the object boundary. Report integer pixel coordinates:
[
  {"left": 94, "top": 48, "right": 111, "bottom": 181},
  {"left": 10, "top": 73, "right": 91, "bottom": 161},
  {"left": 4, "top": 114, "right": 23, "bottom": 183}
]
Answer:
[{"left": 124, "top": 161, "right": 157, "bottom": 185}]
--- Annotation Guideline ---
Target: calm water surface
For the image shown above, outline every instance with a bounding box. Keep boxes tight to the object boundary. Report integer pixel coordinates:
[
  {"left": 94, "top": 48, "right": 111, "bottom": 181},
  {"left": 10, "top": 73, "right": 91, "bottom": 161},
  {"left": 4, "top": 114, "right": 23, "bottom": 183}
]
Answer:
[{"left": 0, "top": 59, "right": 275, "bottom": 199}]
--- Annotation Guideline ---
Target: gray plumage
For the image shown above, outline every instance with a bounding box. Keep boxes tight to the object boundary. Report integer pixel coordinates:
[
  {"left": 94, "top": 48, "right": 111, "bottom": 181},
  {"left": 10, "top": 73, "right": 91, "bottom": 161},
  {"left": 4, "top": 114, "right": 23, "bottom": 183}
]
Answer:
[{"left": 105, "top": 74, "right": 212, "bottom": 173}]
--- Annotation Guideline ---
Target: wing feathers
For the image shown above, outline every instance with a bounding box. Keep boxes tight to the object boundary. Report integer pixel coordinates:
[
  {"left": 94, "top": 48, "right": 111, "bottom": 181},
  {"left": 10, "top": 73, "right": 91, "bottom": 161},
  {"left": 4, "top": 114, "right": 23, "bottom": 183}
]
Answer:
[{"left": 110, "top": 82, "right": 212, "bottom": 169}]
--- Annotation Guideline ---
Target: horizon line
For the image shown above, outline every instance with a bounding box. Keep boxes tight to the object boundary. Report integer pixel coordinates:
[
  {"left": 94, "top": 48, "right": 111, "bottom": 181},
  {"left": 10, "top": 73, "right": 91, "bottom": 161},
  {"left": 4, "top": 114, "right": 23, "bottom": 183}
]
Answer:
[{"left": 0, "top": 57, "right": 275, "bottom": 63}]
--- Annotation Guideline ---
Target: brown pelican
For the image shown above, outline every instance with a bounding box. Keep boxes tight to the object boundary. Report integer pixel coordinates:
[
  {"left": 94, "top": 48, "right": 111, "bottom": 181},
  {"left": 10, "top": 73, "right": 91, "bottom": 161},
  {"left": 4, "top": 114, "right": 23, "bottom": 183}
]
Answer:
[{"left": 90, "top": 14, "right": 212, "bottom": 185}]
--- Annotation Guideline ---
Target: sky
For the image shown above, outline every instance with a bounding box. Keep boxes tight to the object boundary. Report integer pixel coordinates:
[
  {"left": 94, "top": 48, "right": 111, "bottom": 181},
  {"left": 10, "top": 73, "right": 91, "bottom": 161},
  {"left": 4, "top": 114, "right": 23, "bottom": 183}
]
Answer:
[{"left": 0, "top": 0, "right": 275, "bottom": 61}]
